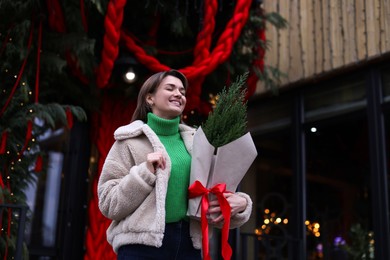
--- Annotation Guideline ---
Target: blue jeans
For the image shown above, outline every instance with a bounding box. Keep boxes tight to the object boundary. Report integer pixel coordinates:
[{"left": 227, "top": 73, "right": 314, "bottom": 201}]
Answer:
[{"left": 117, "top": 220, "right": 201, "bottom": 260}]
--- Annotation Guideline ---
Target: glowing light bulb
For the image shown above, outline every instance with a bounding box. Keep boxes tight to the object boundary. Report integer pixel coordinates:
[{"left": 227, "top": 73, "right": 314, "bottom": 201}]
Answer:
[{"left": 123, "top": 68, "right": 137, "bottom": 83}]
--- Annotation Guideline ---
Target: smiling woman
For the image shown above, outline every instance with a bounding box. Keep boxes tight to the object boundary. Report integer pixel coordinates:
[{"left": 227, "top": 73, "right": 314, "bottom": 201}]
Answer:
[
  {"left": 146, "top": 75, "right": 187, "bottom": 120},
  {"left": 97, "top": 69, "right": 253, "bottom": 260}
]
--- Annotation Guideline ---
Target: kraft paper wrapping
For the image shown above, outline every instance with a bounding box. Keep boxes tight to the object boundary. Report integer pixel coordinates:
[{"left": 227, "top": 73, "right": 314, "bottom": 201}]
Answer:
[{"left": 187, "top": 126, "right": 258, "bottom": 219}]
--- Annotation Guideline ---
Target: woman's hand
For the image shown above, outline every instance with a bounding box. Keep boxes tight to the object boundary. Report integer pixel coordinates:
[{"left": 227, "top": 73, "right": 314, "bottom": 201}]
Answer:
[
  {"left": 208, "top": 193, "right": 247, "bottom": 224},
  {"left": 146, "top": 152, "right": 166, "bottom": 174}
]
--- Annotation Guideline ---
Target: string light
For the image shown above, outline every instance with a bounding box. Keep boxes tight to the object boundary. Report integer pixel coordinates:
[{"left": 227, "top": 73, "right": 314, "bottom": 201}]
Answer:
[{"left": 255, "top": 210, "right": 321, "bottom": 239}]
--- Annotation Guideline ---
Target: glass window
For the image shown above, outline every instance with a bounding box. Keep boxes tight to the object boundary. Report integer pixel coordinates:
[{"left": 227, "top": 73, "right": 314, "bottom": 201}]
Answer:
[
  {"left": 304, "top": 74, "right": 366, "bottom": 122},
  {"left": 381, "top": 66, "right": 390, "bottom": 102},
  {"left": 305, "top": 117, "right": 373, "bottom": 259},
  {"left": 241, "top": 132, "right": 294, "bottom": 259},
  {"left": 24, "top": 127, "right": 69, "bottom": 258},
  {"left": 247, "top": 95, "right": 292, "bottom": 135}
]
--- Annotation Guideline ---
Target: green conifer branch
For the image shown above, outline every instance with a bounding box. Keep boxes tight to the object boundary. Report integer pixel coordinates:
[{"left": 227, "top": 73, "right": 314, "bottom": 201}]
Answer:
[{"left": 202, "top": 72, "right": 249, "bottom": 147}]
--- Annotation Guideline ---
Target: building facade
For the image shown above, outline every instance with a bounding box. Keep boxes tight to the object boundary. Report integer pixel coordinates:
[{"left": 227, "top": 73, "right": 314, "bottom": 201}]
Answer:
[{"left": 239, "top": 0, "right": 390, "bottom": 259}]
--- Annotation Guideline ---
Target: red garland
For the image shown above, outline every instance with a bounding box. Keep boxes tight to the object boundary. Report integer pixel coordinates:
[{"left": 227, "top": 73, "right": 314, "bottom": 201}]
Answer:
[
  {"left": 188, "top": 181, "right": 232, "bottom": 260},
  {"left": 95, "top": 0, "right": 128, "bottom": 88}
]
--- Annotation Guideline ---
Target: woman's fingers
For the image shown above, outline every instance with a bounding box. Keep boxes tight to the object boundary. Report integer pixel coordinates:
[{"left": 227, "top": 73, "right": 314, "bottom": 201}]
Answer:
[
  {"left": 208, "top": 192, "right": 248, "bottom": 223},
  {"left": 146, "top": 152, "right": 166, "bottom": 173}
]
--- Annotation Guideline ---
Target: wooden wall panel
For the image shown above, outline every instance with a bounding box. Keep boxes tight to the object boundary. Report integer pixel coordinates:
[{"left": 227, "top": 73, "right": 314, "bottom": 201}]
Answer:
[
  {"left": 321, "top": 0, "right": 332, "bottom": 71},
  {"left": 355, "top": 0, "right": 367, "bottom": 60},
  {"left": 313, "top": 0, "right": 323, "bottom": 74},
  {"left": 288, "top": 0, "right": 304, "bottom": 82},
  {"left": 278, "top": 0, "right": 290, "bottom": 85},
  {"left": 343, "top": 0, "right": 358, "bottom": 64},
  {"left": 366, "top": 0, "right": 381, "bottom": 57},
  {"left": 261, "top": 0, "right": 390, "bottom": 89},
  {"left": 302, "top": 0, "right": 315, "bottom": 77},
  {"left": 330, "top": 0, "right": 344, "bottom": 67},
  {"left": 265, "top": 0, "right": 279, "bottom": 70},
  {"left": 382, "top": 0, "right": 390, "bottom": 51}
]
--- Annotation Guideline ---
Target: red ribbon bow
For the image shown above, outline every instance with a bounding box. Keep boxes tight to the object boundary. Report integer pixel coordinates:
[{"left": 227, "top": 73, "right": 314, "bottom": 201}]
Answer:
[{"left": 188, "top": 181, "right": 232, "bottom": 260}]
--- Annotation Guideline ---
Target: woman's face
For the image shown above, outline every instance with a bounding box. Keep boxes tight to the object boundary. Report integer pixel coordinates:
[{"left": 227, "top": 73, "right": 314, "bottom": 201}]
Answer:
[{"left": 146, "top": 75, "right": 187, "bottom": 119}]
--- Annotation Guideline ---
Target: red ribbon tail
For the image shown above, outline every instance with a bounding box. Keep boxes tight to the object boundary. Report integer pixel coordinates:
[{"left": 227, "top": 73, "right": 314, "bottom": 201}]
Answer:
[
  {"left": 0, "top": 131, "right": 8, "bottom": 154},
  {"left": 66, "top": 107, "right": 74, "bottom": 129},
  {"left": 34, "top": 154, "right": 43, "bottom": 172},
  {"left": 18, "top": 120, "right": 33, "bottom": 158},
  {"left": 200, "top": 194, "right": 211, "bottom": 260},
  {"left": 218, "top": 194, "right": 232, "bottom": 260},
  {"left": 0, "top": 173, "right": 5, "bottom": 189}
]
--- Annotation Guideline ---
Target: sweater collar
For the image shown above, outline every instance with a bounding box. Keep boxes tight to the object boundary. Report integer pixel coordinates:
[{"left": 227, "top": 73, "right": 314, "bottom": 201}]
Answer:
[{"left": 147, "top": 113, "right": 180, "bottom": 136}]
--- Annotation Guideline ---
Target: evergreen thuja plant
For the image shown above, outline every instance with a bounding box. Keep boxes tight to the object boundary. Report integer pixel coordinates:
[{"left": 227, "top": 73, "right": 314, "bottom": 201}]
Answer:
[{"left": 202, "top": 72, "right": 249, "bottom": 148}]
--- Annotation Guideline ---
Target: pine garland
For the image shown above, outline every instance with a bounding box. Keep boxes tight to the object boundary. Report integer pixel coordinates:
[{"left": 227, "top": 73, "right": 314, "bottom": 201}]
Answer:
[{"left": 202, "top": 72, "right": 249, "bottom": 148}]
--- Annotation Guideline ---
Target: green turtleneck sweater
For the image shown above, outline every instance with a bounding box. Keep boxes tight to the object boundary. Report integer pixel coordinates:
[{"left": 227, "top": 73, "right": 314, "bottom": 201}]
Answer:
[{"left": 147, "top": 113, "right": 191, "bottom": 223}]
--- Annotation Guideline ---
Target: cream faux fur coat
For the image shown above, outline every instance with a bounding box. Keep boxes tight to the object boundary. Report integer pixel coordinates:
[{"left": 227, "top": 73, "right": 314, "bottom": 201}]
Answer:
[{"left": 97, "top": 120, "right": 253, "bottom": 253}]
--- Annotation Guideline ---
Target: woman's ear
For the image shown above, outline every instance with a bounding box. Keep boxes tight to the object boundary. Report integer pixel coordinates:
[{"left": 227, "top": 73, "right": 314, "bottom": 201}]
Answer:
[{"left": 146, "top": 94, "right": 154, "bottom": 106}]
